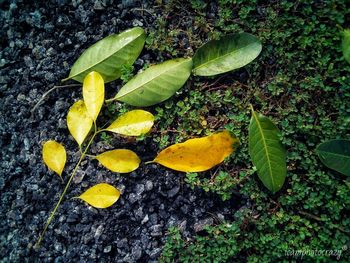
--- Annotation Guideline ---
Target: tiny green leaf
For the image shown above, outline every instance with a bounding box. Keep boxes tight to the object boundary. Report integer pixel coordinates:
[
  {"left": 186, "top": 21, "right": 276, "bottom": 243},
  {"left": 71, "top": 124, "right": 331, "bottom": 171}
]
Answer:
[
  {"left": 193, "top": 33, "right": 262, "bottom": 76},
  {"left": 316, "top": 139, "right": 350, "bottom": 176},
  {"left": 249, "top": 106, "right": 287, "bottom": 193},
  {"left": 342, "top": 29, "right": 350, "bottom": 64}
]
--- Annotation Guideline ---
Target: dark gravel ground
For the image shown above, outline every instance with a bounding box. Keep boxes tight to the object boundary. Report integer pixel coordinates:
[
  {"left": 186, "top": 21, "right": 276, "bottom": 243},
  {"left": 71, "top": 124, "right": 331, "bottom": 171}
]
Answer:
[{"left": 0, "top": 0, "right": 245, "bottom": 262}]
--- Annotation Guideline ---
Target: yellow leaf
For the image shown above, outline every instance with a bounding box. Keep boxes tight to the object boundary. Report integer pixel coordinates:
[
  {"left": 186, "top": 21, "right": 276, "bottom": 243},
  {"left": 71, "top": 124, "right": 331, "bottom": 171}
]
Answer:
[
  {"left": 106, "top": 110, "right": 154, "bottom": 136},
  {"left": 42, "top": 140, "right": 66, "bottom": 177},
  {"left": 96, "top": 149, "right": 141, "bottom": 173},
  {"left": 78, "top": 183, "right": 120, "bottom": 208},
  {"left": 152, "top": 130, "right": 239, "bottom": 172},
  {"left": 67, "top": 100, "right": 93, "bottom": 146},
  {"left": 83, "top": 71, "right": 105, "bottom": 122}
]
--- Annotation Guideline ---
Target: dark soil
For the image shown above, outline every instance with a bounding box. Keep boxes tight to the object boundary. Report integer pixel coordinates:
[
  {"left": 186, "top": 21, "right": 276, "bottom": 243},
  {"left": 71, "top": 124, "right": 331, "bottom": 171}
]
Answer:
[{"left": 0, "top": 1, "right": 244, "bottom": 262}]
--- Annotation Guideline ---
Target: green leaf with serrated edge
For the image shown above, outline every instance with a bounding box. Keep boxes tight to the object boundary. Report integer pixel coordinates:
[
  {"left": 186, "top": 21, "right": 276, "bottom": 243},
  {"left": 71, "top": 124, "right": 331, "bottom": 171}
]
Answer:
[
  {"left": 342, "top": 29, "right": 350, "bottom": 64},
  {"left": 193, "top": 33, "right": 262, "bottom": 76},
  {"left": 248, "top": 106, "right": 286, "bottom": 193},
  {"left": 63, "top": 27, "right": 146, "bottom": 83},
  {"left": 111, "top": 58, "right": 192, "bottom": 107},
  {"left": 316, "top": 139, "right": 350, "bottom": 176}
]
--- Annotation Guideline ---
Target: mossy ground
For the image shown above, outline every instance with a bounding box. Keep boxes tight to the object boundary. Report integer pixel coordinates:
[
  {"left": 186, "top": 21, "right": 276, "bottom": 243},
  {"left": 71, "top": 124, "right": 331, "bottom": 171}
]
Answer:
[{"left": 143, "top": 0, "right": 350, "bottom": 262}]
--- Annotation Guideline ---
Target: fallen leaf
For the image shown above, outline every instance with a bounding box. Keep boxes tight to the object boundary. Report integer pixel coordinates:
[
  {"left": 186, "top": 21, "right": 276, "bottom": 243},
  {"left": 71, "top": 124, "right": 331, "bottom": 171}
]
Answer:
[
  {"left": 67, "top": 100, "right": 93, "bottom": 146},
  {"left": 78, "top": 183, "right": 120, "bottom": 208},
  {"left": 152, "top": 130, "right": 239, "bottom": 172},
  {"left": 83, "top": 71, "right": 105, "bottom": 121},
  {"left": 96, "top": 149, "right": 141, "bottom": 173},
  {"left": 42, "top": 140, "right": 66, "bottom": 177},
  {"left": 106, "top": 110, "right": 154, "bottom": 136}
]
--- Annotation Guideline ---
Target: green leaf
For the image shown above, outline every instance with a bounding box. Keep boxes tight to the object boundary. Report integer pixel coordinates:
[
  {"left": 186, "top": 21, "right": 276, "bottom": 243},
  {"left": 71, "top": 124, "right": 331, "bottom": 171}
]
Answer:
[
  {"left": 63, "top": 27, "right": 146, "bottom": 83},
  {"left": 342, "top": 29, "right": 350, "bottom": 64},
  {"left": 110, "top": 58, "right": 193, "bottom": 107},
  {"left": 316, "top": 139, "right": 350, "bottom": 176},
  {"left": 193, "top": 33, "right": 262, "bottom": 76},
  {"left": 248, "top": 106, "right": 286, "bottom": 193}
]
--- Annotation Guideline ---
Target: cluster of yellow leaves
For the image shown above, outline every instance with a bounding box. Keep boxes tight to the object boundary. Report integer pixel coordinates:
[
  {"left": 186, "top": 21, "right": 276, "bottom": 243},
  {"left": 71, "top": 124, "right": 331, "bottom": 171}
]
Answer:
[{"left": 42, "top": 72, "right": 239, "bottom": 209}]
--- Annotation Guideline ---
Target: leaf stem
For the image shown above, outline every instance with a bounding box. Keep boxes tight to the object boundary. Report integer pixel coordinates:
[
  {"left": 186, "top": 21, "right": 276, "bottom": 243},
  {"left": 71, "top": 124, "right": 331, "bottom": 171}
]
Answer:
[
  {"left": 31, "top": 84, "right": 81, "bottom": 113},
  {"left": 35, "top": 131, "right": 97, "bottom": 248}
]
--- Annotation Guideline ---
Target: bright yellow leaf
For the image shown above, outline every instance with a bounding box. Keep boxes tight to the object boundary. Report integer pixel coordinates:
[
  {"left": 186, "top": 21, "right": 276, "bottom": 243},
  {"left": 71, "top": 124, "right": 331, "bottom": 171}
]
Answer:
[
  {"left": 83, "top": 71, "right": 105, "bottom": 121},
  {"left": 67, "top": 100, "right": 93, "bottom": 146},
  {"left": 42, "top": 140, "right": 66, "bottom": 177},
  {"left": 96, "top": 149, "right": 141, "bottom": 173},
  {"left": 78, "top": 183, "right": 120, "bottom": 208},
  {"left": 152, "top": 130, "right": 239, "bottom": 172},
  {"left": 106, "top": 110, "right": 154, "bottom": 136}
]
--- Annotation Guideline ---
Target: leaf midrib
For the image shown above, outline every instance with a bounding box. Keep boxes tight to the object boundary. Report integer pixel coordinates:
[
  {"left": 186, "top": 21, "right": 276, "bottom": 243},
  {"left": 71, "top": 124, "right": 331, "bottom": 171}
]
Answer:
[
  {"left": 317, "top": 150, "right": 350, "bottom": 160},
  {"left": 69, "top": 32, "right": 143, "bottom": 79},
  {"left": 194, "top": 41, "right": 257, "bottom": 72},
  {"left": 252, "top": 111, "right": 275, "bottom": 189},
  {"left": 115, "top": 59, "right": 190, "bottom": 99}
]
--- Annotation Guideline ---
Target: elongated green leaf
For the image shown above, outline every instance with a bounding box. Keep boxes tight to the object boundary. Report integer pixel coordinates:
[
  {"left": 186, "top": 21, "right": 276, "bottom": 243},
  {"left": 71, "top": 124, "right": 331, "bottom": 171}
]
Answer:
[
  {"left": 63, "top": 27, "right": 146, "bottom": 83},
  {"left": 316, "top": 139, "right": 350, "bottom": 176},
  {"left": 111, "top": 58, "right": 193, "bottom": 107},
  {"left": 83, "top": 71, "right": 105, "bottom": 121},
  {"left": 249, "top": 106, "right": 286, "bottom": 193},
  {"left": 105, "top": 110, "right": 154, "bottom": 136},
  {"left": 193, "top": 33, "right": 262, "bottom": 76},
  {"left": 342, "top": 29, "right": 350, "bottom": 64}
]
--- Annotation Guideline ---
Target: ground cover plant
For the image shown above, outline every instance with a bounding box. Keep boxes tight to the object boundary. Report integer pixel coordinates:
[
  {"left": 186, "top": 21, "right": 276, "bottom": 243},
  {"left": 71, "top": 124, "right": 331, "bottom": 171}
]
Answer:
[
  {"left": 155, "top": 0, "right": 350, "bottom": 262},
  {"left": 1, "top": 0, "right": 349, "bottom": 262}
]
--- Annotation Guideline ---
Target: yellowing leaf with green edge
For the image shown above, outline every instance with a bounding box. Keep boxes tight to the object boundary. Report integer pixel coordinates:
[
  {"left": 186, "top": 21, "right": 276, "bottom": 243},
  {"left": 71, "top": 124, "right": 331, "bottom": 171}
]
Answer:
[
  {"left": 105, "top": 110, "right": 154, "bottom": 136},
  {"left": 83, "top": 71, "right": 105, "bottom": 121},
  {"left": 151, "top": 130, "right": 239, "bottom": 172},
  {"left": 42, "top": 140, "right": 66, "bottom": 177},
  {"left": 77, "top": 183, "right": 120, "bottom": 208},
  {"left": 96, "top": 149, "right": 141, "bottom": 173},
  {"left": 67, "top": 100, "right": 93, "bottom": 146}
]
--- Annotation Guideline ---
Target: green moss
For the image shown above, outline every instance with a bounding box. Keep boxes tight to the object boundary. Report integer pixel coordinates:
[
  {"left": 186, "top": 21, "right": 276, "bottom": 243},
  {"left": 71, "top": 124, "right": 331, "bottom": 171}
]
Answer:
[{"left": 156, "top": 0, "right": 350, "bottom": 262}]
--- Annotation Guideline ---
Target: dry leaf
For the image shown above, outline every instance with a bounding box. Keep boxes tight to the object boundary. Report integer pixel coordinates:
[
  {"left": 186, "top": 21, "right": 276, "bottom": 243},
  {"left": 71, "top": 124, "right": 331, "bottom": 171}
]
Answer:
[
  {"left": 82, "top": 71, "right": 105, "bottom": 121},
  {"left": 42, "top": 140, "right": 66, "bottom": 177},
  {"left": 67, "top": 100, "right": 93, "bottom": 146},
  {"left": 106, "top": 110, "right": 154, "bottom": 136},
  {"left": 78, "top": 183, "right": 120, "bottom": 208},
  {"left": 96, "top": 149, "right": 141, "bottom": 173},
  {"left": 152, "top": 130, "right": 239, "bottom": 172}
]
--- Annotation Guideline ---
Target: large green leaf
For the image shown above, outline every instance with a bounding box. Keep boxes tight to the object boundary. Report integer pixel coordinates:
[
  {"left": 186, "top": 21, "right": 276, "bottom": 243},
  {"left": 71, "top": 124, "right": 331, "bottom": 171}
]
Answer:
[
  {"left": 342, "top": 29, "right": 350, "bottom": 64},
  {"left": 249, "top": 106, "right": 286, "bottom": 193},
  {"left": 108, "top": 58, "right": 193, "bottom": 107},
  {"left": 316, "top": 139, "right": 350, "bottom": 176},
  {"left": 193, "top": 33, "right": 262, "bottom": 76},
  {"left": 63, "top": 27, "right": 146, "bottom": 83}
]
